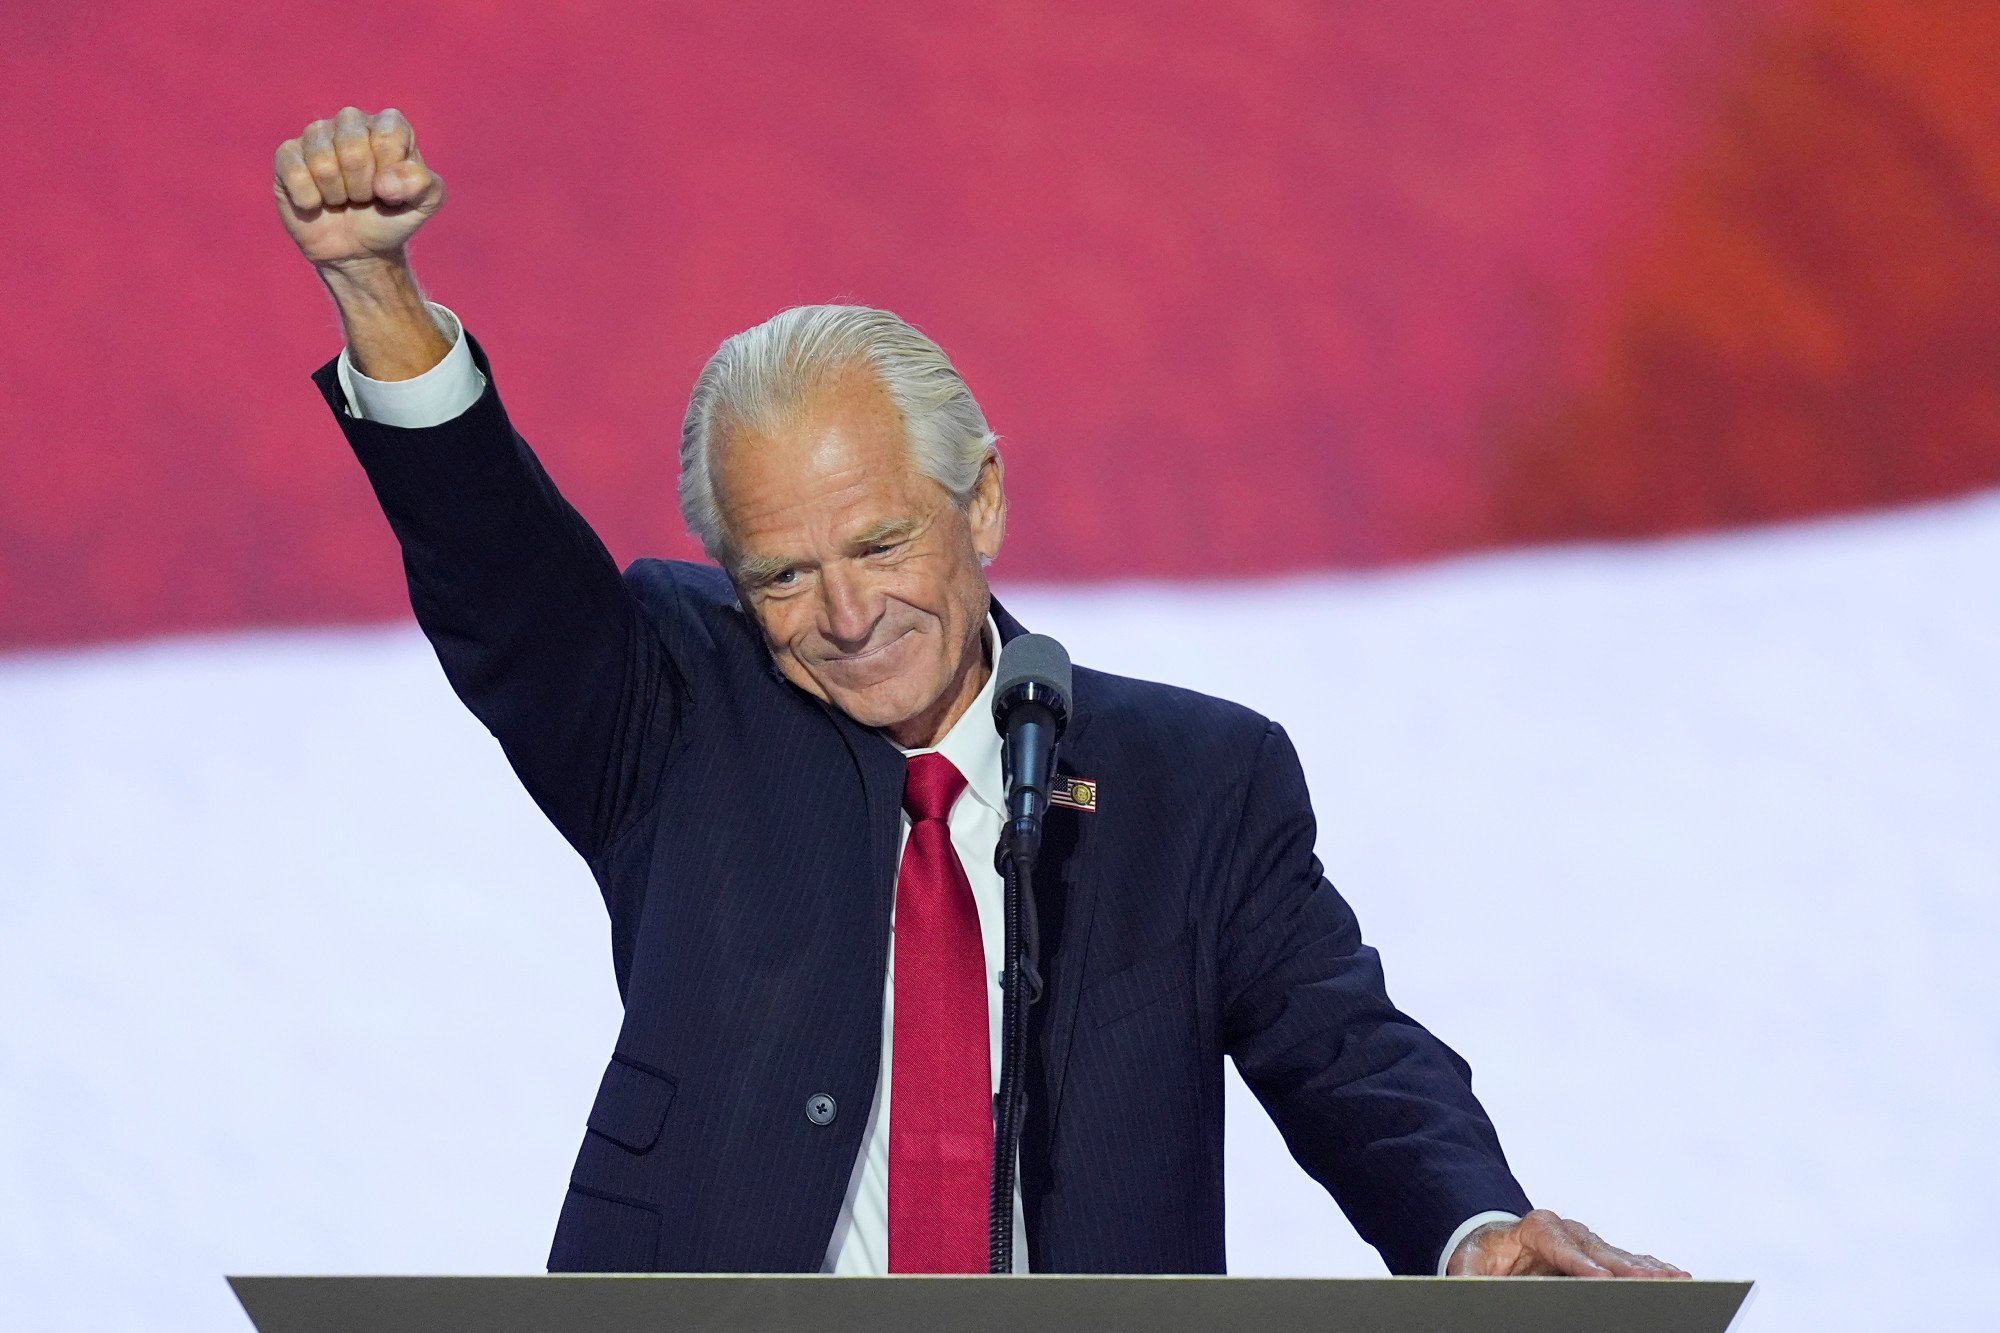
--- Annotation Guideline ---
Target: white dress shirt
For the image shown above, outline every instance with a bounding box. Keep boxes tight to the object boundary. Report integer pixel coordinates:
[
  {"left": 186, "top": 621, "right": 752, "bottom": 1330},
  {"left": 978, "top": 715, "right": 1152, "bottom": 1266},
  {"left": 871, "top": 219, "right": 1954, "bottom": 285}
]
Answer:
[
  {"left": 823, "top": 616, "right": 1031, "bottom": 1273},
  {"left": 335, "top": 305, "right": 1515, "bottom": 1276}
]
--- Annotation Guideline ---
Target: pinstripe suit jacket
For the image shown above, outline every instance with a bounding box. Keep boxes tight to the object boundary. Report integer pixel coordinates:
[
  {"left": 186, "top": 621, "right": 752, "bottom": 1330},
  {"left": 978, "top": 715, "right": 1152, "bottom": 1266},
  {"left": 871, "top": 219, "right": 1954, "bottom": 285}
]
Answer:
[{"left": 314, "top": 334, "right": 1532, "bottom": 1277}]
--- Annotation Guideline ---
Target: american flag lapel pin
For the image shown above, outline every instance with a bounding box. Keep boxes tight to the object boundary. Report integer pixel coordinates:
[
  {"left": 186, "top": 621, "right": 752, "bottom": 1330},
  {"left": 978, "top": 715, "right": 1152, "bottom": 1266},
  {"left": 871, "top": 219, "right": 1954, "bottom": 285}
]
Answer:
[{"left": 1048, "top": 776, "right": 1098, "bottom": 812}]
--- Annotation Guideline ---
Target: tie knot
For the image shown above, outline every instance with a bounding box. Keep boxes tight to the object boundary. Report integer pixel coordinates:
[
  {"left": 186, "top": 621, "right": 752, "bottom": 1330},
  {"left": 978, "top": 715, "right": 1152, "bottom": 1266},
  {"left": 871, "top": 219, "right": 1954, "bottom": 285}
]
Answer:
[{"left": 903, "top": 752, "right": 968, "bottom": 824}]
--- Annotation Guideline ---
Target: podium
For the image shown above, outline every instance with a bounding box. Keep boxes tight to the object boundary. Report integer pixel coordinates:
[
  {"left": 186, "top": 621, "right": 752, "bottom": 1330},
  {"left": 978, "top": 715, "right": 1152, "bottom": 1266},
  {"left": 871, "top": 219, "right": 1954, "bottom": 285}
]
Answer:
[{"left": 228, "top": 1274, "right": 1755, "bottom": 1332}]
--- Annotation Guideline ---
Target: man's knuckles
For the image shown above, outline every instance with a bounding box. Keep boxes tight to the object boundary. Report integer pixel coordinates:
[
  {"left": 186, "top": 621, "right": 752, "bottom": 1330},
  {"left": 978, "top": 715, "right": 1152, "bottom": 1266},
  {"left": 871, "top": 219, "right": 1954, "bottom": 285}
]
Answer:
[{"left": 291, "top": 110, "right": 425, "bottom": 188}]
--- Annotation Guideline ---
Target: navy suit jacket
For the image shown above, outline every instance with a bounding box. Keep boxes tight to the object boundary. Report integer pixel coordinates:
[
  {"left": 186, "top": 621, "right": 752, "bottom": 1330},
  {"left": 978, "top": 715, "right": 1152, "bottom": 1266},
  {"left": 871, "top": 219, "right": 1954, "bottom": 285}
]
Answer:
[{"left": 314, "top": 334, "right": 1532, "bottom": 1276}]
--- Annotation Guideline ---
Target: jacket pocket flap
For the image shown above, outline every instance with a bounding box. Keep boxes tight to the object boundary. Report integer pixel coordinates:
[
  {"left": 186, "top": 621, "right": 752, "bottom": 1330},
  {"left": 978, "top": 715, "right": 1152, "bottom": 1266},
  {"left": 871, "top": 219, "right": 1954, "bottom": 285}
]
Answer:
[
  {"left": 586, "top": 1056, "right": 677, "bottom": 1153},
  {"left": 1085, "top": 931, "right": 1191, "bottom": 1029}
]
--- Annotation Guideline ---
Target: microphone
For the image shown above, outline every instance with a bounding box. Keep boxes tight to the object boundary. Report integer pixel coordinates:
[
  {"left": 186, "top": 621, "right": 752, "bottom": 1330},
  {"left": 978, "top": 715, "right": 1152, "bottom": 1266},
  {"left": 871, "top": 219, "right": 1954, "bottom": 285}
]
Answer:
[
  {"left": 987, "top": 632, "right": 1069, "bottom": 1272},
  {"left": 991, "top": 632, "right": 1071, "bottom": 865}
]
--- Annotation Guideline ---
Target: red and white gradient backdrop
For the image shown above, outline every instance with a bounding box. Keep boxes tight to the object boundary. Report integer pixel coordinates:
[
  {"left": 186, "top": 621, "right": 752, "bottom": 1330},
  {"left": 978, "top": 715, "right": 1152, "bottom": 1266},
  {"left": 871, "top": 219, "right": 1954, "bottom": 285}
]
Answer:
[{"left": 3, "top": 3, "right": 1997, "bottom": 1330}]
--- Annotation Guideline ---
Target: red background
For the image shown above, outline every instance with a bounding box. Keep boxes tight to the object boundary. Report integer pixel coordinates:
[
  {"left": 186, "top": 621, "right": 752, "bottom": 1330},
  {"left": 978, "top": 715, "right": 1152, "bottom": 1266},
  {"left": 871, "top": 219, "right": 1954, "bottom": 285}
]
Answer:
[{"left": 3, "top": 0, "right": 1997, "bottom": 651}]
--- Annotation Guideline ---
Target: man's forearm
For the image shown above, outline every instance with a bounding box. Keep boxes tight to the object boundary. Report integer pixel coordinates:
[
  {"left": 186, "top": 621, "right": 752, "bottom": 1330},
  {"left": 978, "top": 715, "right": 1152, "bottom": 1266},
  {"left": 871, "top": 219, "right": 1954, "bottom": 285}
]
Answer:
[{"left": 317, "top": 254, "right": 452, "bottom": 381}]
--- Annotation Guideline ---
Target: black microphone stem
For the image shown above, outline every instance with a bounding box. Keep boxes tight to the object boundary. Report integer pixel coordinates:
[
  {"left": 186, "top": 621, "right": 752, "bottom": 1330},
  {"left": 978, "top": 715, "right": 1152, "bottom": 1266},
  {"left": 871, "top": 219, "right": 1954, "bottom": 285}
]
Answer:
[
  {"left": 985, "top": 631, "right": 1067, "bottom": 1272},
  {"left": 989, "top": 843, "right": 1038, "bottom": 1273}
]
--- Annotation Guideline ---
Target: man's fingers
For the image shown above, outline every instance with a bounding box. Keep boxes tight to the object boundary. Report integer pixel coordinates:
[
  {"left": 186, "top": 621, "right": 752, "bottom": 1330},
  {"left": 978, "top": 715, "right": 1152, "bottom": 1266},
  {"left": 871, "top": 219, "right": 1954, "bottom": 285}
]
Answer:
[
  {"left": 333, "top": 106, "right": 376, "bottom": 204},
  {"left": 1570, "top": 1224, "right": 1688, "bottom": 1278},
  {"left": 1596, "top": 1246, "right": 1692, "bottom": 1279},
  {"left": 1544, "top": 1235, "right": 1610, "bottom": 1277},
  {"left": 1579, "top": 1234, "right": 1653, "bottom": 1277},
  {"left": 1519, "top": 1211, "right": 1612, "bottom": 1277},
  {"left": 273, "top": 140, "right": 321, "bottom": 212},
  {"left": 283, "top": 108, "right": 436, "bottom": 210},
  {"left": 299, "top": 119, "right": 347, "bottom": 207},
  {"left": 370, "top": 108, "right": 415, "bottom": 175},
  {"left": 1637, "top": 1255, "right": 1692, "bottom": 1278}
]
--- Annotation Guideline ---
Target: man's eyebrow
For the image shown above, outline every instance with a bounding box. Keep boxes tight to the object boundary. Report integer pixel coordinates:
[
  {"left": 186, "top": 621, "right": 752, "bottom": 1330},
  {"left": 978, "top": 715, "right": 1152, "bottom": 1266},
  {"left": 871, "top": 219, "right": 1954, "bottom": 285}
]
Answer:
[
  {"left": 734, "top": 551, "right": 796, "bottom": 584},
  {"left": 849, "top": 516, "right": 924, "bottom": 549}
]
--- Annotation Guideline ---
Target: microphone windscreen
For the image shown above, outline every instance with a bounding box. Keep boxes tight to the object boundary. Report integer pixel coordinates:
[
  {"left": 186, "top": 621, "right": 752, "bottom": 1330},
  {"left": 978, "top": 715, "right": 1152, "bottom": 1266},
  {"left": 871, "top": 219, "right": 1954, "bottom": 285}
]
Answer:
[{"left": 993, "top": 632, "right": 1072, "bottom": 707}]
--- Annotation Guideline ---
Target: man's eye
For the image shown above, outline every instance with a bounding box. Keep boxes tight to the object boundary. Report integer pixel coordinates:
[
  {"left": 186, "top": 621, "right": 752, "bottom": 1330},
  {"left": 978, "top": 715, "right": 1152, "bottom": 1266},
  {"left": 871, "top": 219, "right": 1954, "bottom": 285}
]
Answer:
[
  {"left": 769, "top": 570, "right": 798, "bottom": 586},
  {"left": 866, "top": 542, "right": 899, "bottom": 557}
]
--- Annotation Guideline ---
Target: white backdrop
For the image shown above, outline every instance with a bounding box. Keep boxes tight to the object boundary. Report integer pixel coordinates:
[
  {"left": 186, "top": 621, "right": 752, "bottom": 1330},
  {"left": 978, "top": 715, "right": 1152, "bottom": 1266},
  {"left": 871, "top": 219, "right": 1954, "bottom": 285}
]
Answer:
[{"left": 4, "top": 492, "right": 1996, "bottom": 1331}]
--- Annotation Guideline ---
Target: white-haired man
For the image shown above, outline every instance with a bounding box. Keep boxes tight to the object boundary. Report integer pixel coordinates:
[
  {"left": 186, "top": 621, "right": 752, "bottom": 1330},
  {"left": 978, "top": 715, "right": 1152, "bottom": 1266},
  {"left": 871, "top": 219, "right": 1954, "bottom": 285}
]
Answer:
[{"left": 275, "top": 105, "right": 1687, "bottom": 1279}]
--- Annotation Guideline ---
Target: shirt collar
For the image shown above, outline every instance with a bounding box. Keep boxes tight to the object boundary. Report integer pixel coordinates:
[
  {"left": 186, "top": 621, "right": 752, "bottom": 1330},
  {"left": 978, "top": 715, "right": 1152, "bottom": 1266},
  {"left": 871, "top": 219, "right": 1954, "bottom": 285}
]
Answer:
[{"left": 897, "top": 613, "right": 1005, "bottom": 816}]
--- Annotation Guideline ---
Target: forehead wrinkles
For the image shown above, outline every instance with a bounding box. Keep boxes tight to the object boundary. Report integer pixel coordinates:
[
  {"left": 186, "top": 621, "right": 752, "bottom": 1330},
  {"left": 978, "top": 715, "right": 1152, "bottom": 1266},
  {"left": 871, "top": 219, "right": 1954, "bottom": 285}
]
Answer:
[{"left": 714, "top": 369, "right": 920, "bottom": 549}]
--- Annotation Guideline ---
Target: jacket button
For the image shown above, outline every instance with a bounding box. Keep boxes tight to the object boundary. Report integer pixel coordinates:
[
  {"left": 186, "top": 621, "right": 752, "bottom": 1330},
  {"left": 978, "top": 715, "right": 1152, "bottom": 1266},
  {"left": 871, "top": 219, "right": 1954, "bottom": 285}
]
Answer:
[{"left": 806, "top": 1093, "right": 837, "bottom": 1126}]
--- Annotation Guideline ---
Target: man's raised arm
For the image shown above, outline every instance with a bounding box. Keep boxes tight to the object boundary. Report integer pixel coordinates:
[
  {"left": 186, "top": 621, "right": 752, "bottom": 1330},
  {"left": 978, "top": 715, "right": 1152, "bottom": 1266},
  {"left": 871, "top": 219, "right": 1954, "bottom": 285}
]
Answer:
[{"left": 273, "top": 106, "right": 684, "bottom": 863}]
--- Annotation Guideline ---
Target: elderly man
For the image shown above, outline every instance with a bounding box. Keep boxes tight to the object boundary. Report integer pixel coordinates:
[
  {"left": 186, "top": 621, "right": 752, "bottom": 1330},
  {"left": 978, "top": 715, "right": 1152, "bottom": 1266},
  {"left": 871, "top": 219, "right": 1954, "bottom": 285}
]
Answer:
[{"left": 275, "top": 106, "right": 1686, "bottom": 1280}]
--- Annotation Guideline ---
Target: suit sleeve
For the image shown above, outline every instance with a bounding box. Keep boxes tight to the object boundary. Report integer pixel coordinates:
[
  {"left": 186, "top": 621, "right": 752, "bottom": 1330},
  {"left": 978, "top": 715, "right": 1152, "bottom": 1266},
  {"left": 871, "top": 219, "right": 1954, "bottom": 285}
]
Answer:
[
  {"left": 311, "top": 331, "right": 684, "bottom": 862},
  {"left": 1219, "top": 721, "right": 1533, "bottom": 1275}
]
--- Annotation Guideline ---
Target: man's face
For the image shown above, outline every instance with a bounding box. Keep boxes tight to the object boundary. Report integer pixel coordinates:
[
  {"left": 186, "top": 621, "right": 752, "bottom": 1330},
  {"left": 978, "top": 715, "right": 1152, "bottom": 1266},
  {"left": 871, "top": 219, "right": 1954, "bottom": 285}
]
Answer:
[{"left": 714, "top": 367, "right": 1005, "bottom": 748}]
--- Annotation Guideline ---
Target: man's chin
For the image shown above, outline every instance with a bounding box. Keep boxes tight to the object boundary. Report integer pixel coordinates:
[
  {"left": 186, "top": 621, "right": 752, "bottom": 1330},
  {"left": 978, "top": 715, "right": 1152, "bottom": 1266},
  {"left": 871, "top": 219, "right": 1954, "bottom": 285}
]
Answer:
[{"left": 825, "top": 688, "right": 926, "bottom": 733}]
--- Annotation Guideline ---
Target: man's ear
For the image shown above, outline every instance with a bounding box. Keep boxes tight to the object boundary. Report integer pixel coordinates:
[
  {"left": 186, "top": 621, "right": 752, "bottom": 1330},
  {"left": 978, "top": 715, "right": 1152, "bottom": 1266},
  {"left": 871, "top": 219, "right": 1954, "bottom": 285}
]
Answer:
[{"left": 968, "top": 450, "right": 1006, "bottom": 563}]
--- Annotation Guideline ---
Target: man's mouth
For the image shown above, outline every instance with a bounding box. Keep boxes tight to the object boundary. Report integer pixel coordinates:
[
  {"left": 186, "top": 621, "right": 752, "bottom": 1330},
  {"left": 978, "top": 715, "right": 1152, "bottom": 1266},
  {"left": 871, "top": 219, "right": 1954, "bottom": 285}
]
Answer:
[{"left": 822, "top": 627, "right": 915, "bottom": 682}]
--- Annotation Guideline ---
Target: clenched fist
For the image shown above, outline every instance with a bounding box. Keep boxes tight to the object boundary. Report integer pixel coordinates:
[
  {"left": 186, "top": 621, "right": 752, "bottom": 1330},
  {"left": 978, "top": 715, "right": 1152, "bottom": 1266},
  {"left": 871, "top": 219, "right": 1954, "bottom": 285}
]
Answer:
[{"left": 273, "top": 107, "right": 445, "bottom": 268}]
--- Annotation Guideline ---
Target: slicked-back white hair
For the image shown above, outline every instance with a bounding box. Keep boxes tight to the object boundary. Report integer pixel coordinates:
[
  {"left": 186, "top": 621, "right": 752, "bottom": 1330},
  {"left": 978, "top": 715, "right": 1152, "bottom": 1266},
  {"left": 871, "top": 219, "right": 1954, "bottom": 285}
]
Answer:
[{"left": 679, "top": 305, "right": 1000, "bottom": 560}]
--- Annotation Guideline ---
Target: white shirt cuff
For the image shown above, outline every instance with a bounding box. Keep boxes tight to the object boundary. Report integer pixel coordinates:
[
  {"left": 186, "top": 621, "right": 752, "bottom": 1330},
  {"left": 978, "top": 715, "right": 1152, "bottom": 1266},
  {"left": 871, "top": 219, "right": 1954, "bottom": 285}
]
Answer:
[
  {"left": 1438, "top": 1210, "right": 1522, "bottom": 1276},
  {"left": 334, "top": 301, "right": 487, "bottom": 427}
]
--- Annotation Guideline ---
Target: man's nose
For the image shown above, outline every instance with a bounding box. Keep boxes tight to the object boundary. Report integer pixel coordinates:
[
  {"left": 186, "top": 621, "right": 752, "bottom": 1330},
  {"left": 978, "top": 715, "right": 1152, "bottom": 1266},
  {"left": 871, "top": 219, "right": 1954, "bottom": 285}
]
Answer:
[{"left": 819, "top": 564, "right": 882, "bottom": 650}]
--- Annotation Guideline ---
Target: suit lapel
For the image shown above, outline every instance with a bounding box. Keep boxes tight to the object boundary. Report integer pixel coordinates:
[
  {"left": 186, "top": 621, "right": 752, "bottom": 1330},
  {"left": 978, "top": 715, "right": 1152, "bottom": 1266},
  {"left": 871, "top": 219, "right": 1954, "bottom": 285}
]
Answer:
[
  {"left": 1026, "top": 706, "right": 1102, "bottom": 1142},
  {"left": 990, "top": 596, "right": 1102, "bottom": 1155},
  {"left": 814, "top": 696, "right": 906, "bottom": 1018}
]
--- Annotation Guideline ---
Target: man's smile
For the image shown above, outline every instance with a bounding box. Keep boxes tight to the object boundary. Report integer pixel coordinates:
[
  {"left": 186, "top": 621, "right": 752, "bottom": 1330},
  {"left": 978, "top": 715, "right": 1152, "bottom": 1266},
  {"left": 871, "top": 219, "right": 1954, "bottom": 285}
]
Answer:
[{"left": 819, "top": 625, "right": 918, "bottom": 686}]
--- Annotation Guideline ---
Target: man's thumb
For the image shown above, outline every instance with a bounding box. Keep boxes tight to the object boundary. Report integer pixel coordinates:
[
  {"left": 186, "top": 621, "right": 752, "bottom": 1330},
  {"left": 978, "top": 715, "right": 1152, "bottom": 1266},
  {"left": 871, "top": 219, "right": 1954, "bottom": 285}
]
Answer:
[{"left": 379, "top": 163, "right": 445, "bottom": 210}]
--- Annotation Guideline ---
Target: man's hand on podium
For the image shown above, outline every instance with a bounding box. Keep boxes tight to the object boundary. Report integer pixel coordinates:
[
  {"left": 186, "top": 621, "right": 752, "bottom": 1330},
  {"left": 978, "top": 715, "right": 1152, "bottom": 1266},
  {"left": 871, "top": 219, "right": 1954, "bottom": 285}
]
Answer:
[{"left": 1446, "top": 1209, "right": 1690, "bottom": 1278}]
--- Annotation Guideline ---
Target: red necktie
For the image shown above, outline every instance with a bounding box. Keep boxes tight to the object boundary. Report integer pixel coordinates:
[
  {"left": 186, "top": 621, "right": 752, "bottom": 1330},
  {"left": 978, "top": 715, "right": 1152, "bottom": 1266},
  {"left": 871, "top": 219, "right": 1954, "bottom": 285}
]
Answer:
[{"left": 887, "top": 752, "right": 992, "bottom": 1273}]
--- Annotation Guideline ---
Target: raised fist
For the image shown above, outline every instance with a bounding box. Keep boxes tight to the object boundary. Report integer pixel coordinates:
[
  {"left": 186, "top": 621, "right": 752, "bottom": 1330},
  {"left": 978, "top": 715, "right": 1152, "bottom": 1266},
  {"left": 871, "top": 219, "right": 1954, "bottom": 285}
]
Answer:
[{"left": 274, "top": 107, "right": 445, "bottom": 268}]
